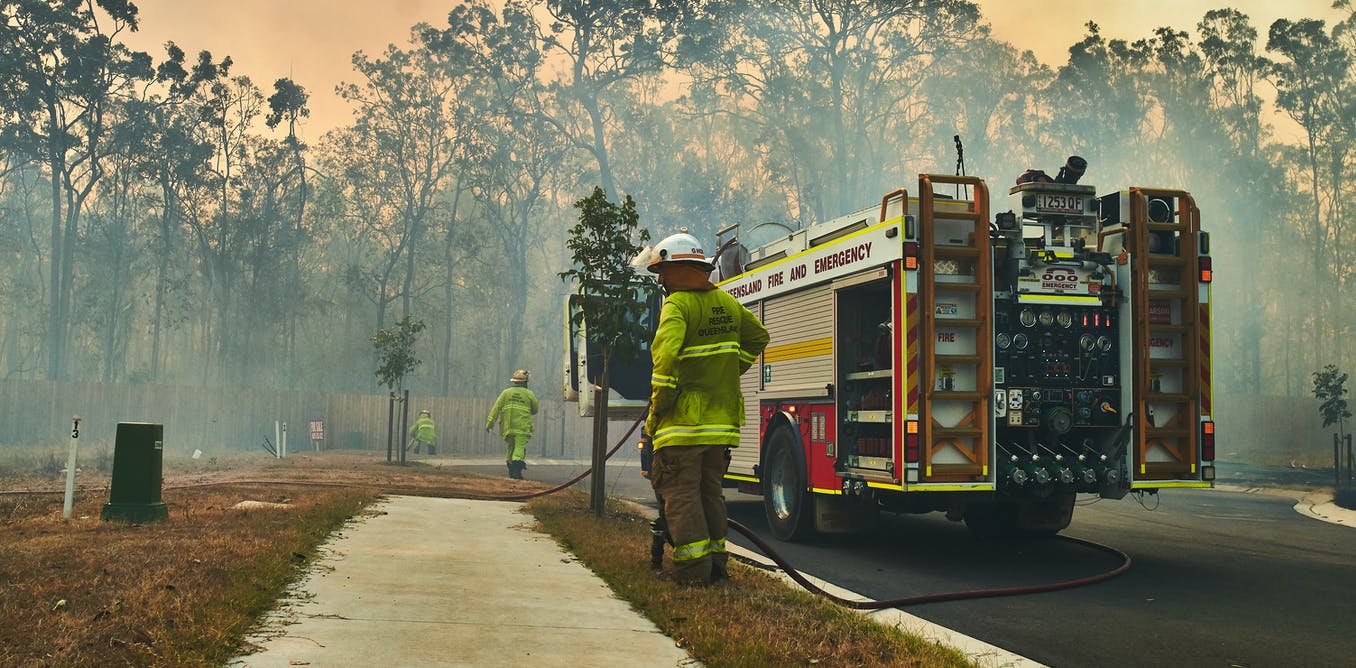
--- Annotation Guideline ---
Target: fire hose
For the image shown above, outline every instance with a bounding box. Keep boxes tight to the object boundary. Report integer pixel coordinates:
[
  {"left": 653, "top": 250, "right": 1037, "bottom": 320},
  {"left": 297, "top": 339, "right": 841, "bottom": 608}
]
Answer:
[
  {"left": 3, "top": 410, "right": 1130, "bottom": 609},
  {"left": 515, "top": 411, "right": 1133, "bottom": 609}
]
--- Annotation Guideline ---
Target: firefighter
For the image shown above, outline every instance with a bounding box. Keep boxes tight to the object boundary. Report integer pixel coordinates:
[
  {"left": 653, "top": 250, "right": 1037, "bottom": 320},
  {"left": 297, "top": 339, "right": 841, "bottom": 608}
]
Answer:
[
  {"left": 644, "top": 230, "right": 770, "bottom": 586},
  {"left": 486, "top": 369, "right": 539, "bottom": 479},
  {"left": 408, "top": 409, "right": 437, "bottom": 455}
]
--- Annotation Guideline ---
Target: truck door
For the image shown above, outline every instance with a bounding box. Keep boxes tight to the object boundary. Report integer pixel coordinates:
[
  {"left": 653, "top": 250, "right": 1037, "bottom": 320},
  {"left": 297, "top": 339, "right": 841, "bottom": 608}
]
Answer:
[{"left": 562, "top": 288, "right": 663, "bottom": 419}]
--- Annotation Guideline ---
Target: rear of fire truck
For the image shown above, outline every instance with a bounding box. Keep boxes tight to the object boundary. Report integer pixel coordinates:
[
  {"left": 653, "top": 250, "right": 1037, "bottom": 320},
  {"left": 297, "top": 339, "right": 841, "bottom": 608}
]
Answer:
[
  {"left": 979, "top": 159, "right": 1215, "bottom": 535},
  {"left": 716, "top": 157, "right": 1214, "bottom": 539}
]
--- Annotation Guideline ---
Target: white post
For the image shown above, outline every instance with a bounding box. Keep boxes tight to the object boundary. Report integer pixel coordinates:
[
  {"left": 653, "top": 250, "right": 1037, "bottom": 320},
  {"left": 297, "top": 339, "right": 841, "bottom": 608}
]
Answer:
[
  {"left": 281, "top": 422, "right": 287, "bottom": 458},
  {"left": 63, "top": 416, "right": 81, "bottom": 519},
  {"left": 275, "top": 420, "right": 281, "bottom": 459}
]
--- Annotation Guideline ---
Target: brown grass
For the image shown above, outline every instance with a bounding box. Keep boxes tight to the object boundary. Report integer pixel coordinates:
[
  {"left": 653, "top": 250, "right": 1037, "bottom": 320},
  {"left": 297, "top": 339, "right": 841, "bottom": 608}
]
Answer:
[
  {"left": 0, "top": 451, "right": 544, "bottom": 666},
  {"left": 527, "top": 492, "right": 973, "bottom": 668},
  {"left": 0, "top": 482, "right": 376, "bottom": 666},
  {"left": 1, "top": 450, "right": 967, "bottom": 666}
]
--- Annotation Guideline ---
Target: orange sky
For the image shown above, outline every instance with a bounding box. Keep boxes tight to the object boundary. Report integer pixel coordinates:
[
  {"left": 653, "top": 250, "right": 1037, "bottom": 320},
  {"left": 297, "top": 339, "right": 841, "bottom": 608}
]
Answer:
[{"left": 121, "top": 0, "right": 1345, "bottom": 141}]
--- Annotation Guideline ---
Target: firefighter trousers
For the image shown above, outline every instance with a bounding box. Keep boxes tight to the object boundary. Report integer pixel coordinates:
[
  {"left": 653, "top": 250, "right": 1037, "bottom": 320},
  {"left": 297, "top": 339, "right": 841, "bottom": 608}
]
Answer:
[
  {"left": 651, "top": 444, "right": 729, "bottom": 584},
  {"left": 503, "top": 433, "right": 530, "bottom": 462}
]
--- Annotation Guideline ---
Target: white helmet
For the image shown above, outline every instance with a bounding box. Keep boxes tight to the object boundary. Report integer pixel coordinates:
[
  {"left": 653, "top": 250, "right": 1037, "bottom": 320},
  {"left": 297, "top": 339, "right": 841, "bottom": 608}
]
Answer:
[{"left": 647, "top": 228, "right": 714, "bottom": 274}]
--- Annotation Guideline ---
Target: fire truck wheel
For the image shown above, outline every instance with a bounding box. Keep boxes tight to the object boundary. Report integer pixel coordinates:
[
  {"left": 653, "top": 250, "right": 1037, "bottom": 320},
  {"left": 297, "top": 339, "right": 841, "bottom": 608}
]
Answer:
[
  {"left": 1013, "top": 492, "right": 1075, "bottom": 536},
  {"left": 965, "top": 493, "right": 1074, "bottom": 538},
  {"left": 763, "top": 424, "right": 817, "bottom": 542},
  {"left": 963, "top": 502, "right": 1018, "bottom": 537}
]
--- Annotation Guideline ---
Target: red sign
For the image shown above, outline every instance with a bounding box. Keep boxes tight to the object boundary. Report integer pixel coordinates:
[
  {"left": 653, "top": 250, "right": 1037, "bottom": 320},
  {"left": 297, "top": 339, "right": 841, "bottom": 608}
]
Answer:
[
  {"left": 1149, "top": 300, "right": 1171, "bottom": 325},
  {"left": 309, "top": 419, "right": 325, "bottom": 441}
]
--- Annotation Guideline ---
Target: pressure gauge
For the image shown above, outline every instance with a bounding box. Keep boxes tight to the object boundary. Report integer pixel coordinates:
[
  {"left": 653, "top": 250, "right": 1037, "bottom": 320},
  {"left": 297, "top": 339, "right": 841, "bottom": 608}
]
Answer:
[
  {"left": 996, "top": 332, "right": 1011, "bottom": 350},
  {"left": 1013, "top": 333, "right": 1030, "bottom": 350},
  {"left": 1080, "top": 334, "right": 1095, "bottom": 351},
  {"left": 1038, "top": 311, "right": 1054, "bottom": 327},
  {"left": 1019, "top": 308, "right": 1037, "bottom": 327},
  {"left": 1057, "top": 311, "right": 1073, "bottom": 328},
  {"left": 1097, "top": 335, "right": 1112, "bottom": 351}
]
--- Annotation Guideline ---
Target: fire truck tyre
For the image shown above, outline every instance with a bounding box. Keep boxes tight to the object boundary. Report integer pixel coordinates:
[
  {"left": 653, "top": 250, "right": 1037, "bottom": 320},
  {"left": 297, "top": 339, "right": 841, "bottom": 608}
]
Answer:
[
  {"left": 963, "top": 502, "right": 1018, "bottom": 537},
  {"left": 763, "top": 425, "right": 817, "bottom": 542},
  {"left": 1013, "top": 491, "right": 1075, "bottom": 537}
]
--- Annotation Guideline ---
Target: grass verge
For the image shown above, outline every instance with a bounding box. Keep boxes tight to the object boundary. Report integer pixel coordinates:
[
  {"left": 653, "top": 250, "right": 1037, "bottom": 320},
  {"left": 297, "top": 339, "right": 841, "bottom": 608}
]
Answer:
[
  {"left": 0, "top": 481, "right": 378, "bottom": 666},
  {"left": 527, "top": 491, "right": 973, "bottom": 668},
  {"left": 3, "top": 451, "right": 971, "bottom": 666}
]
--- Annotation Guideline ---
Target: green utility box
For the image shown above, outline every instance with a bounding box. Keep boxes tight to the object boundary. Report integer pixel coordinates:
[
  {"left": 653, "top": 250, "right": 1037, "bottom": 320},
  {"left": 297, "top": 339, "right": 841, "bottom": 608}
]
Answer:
[{"left": 101, "top": 422, "right": 169, "bottom": 523}]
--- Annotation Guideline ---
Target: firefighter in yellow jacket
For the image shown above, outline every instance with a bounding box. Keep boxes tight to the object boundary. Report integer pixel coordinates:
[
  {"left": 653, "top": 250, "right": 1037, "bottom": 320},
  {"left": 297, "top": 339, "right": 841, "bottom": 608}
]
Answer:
[
  {"left": 486, "top": 369, "right": 539, "bottom": 479},
  {"left": 408, "top": 409, "right": 437, "bottom": 455},
  {"left": 644, "top": 230, "right": 769, "bottom": 586}
]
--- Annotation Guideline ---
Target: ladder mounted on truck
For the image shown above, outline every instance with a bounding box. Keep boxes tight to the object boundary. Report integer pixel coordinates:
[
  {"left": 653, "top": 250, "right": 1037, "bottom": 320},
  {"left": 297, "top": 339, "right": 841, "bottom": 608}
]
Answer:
[
  {"left": 1105, "top": 188, "right": 1210, "bottom": 481},
  {"left": 915, "top": 174, "right": 992, "bottom": 483}
]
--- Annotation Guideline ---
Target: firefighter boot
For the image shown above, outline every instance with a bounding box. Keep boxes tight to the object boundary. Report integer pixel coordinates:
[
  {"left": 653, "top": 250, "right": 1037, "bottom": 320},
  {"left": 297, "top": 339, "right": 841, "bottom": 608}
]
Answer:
[{"left": 508, "top": 460, "right": 524, "bottom": 480}]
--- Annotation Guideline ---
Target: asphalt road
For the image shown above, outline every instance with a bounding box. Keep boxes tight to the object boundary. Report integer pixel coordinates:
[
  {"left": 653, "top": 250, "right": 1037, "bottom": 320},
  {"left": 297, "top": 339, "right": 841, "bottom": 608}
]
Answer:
[{"left": 454, "top": 458, "right": 1356, "bottom": 667}]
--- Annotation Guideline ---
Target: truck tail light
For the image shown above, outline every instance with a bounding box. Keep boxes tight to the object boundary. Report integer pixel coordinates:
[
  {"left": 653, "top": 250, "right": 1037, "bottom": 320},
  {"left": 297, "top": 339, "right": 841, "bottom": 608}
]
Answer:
[
  {"left": 1199, "top": 256, "right": 1212, "bottom": 283},
  {"left": 904, "top": 242, "right": 919, "bottom": 270},
  {"left": 905, "top": 420, "right": 919, "bottom": 462},
  {"left": 1201, "top": 421, "right": 1215, "bottom": 461}
]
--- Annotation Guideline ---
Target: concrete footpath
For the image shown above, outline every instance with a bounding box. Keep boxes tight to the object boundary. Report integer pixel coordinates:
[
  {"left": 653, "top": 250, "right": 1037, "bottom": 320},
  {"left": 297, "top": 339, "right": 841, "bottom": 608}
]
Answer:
[
  {"left": 231, "top": 496, "right": 697, "bottom": 667},
  {"left": 232, "top": 488, "right": 1356, "bottom": 667}
]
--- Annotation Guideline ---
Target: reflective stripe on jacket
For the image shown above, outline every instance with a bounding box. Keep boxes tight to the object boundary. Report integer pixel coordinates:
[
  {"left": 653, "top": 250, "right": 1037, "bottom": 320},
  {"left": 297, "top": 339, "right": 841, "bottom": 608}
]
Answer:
[
  {"left": 646, "top": 287, "right": 769, "bottom": 449},
  {"left": 486, "top": 386, "right": 539, "bottom": 436}
]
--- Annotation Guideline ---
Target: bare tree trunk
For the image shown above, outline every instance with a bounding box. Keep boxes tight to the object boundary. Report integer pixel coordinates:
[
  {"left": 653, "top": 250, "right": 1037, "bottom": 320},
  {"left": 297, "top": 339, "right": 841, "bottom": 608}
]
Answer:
[
  {"left": 46, "top": 124, "right": 63, "bottom": 380},
  {"left": 441, "top": 177, "right": 464, "bottom": 395}
]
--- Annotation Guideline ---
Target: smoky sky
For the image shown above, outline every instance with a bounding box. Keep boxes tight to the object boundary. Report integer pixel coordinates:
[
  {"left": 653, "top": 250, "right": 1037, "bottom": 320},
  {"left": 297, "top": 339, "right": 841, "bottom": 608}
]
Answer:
[{"left": 121, "top": 0, "right": 1345, "bottom": 142}]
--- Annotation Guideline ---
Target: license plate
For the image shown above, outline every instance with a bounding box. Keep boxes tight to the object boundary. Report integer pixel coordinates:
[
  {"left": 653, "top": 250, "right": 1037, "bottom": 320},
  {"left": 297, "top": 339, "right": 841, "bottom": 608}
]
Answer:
[{"left": 1035, "top": 194, "right": 1085, "bottom": 214}]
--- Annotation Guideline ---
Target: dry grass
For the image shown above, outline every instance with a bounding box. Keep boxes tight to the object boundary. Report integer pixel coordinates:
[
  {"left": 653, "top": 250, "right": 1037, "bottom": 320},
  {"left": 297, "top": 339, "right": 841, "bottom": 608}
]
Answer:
[
  {"left": 527, "top": 492, "right": 973, "bottom": 668},
  {"left": 1, "top": 450, "right": 968, "bottom": 666},
  {"left": 0, "top": 482, "right": 376, "bottom": 666},
  {"left": 0, "top": 451, "right": 538, "bottom": 666}
]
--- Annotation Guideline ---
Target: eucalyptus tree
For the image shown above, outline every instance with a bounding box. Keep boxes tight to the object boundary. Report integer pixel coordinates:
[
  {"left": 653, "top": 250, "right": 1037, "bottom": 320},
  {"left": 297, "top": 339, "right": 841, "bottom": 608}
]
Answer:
[
  {"left": 85, "top": 94, "right": 157, "bottom": 382},
  {"left": 339, "top": 26, "right": 468, "bottom": 329},
  {"left": 533, "top": 0, "right": 724, "bottom": 201},
  {"left": 915, "top": 35, "right": 1053, "bottom": 185},
  {"left": 428, "top": 0, "right": 570, "bottom": 379},
  {"left": 1197, "top": 9, "right": 1287, "bottom": 392},
  {"left": 690, "top": 0, "right": 981, "bottom": 222},
  {"left": 1330, "top": 1, "right": 1356, "bottom": 365},
  {"left": 265, "top": 77, "right": 312, "bottom": 387},
  {"left": 1043, "top": 23, "right": 1163, "bottom": 185},
  {"left": 1267, "top": 17, "right": 1353, "bottom": 367},
  {"left": 601, "top": 74, "right": 784, "bottom": 246},
  {"left": 134, "top": 46, "right": 223, "bottom": 382},
  {"left": 0, "top": 163, "right": 47, "bottom": 377},
  {"left": 231, "top": 129, "right": 318, "bottom": 386},
  {"left": 315, "top": 126, "right": 406, "bottom": 345},
  {"left": 0, "top": 0, "right": 153, "bottom": 379},
  {"left": 177, "top": 70, "right": 269, "bottom": 382}
]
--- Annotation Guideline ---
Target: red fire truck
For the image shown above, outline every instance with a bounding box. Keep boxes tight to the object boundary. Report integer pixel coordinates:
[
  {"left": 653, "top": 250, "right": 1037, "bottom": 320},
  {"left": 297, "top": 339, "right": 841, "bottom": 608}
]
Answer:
[
  {"left": 564, "top": 158, "right": 1214, "bottom": 538},
  {"left": 709, "top": 160, "right": 1213, "bottom": 538}
]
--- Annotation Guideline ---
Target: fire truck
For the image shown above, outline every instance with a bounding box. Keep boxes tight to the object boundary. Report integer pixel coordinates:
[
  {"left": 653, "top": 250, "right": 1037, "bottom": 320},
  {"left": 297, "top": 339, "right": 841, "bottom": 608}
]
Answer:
[{"left": 564, "top": 158, "right": 1214, "bottom": 538}]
